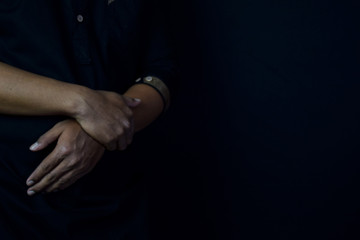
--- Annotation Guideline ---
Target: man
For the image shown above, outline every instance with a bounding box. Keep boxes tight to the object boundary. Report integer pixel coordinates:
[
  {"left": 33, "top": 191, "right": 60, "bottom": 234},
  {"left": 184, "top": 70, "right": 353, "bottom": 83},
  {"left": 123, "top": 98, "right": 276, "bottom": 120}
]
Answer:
[{"left": 0, "top": 0, "right": 174, "bottom": 239}]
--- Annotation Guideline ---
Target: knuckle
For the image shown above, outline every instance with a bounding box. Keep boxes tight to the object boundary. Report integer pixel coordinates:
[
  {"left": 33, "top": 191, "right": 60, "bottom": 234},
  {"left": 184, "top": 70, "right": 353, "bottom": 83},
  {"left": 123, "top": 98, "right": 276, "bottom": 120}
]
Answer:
[
  {"left": 116, "top": 128, "right": 124, "bottom": 136},
  {"left": 46, "top": 174, "right": 57, "bottom": 183},
  {"left": 63, "top": 164, "right": 72, "bottom": 172},
  {"left": 40, "top": 164, "right": 51, "bottom": 172},
  {"left": 59, "top": 145, "right": 72, "bottom": 156},
  {"left": 57, "top": 178, "right": 67, "bottom": 186},
  {"left": 67, "top": 159, "right": 78, "bottom": 168},
  {"left": 106, "top": 133, "right": 116, "bottom": 144}
]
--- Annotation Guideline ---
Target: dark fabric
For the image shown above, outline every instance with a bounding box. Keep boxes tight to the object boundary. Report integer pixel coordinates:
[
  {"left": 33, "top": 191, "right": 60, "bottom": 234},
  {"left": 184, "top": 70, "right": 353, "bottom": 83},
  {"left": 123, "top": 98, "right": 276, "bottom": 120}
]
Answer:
[
  {"left": 173, "top": 1, "right": 360, "bottom": 239},
  {"left": 142, "top": 1, "right": 360, "bottom": 239},
  {"left": 0, "top": 0, "right": 173, "bottom": 238}
]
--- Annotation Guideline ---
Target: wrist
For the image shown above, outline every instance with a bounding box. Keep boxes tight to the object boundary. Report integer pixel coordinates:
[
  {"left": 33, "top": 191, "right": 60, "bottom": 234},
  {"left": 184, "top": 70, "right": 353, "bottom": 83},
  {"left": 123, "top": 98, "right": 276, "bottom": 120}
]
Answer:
[
  {"left": 64, "top": 84, "right": 94, "bottom": 119},
  {"left": 123, "top": 84, "right": 164, "bottom": 132},
  {"left": 134, "top": 76, "right": 170, "bottom": 112}
]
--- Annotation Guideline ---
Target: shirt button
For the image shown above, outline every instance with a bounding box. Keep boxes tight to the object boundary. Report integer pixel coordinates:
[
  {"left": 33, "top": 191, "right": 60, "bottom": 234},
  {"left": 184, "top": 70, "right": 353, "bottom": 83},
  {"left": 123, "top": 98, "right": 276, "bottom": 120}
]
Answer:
[{"left": 77, "top": 14, "right": 84, "bottom": 23}]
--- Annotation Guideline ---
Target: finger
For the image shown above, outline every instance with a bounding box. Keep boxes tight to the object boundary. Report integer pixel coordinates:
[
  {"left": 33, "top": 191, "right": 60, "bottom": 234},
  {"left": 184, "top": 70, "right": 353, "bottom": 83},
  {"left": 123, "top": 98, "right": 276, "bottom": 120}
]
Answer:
[
  {"left": 122, "top": 95, "right": 141, "bottom": 108},
  {"left": 45, "top": 170, "right": 84, "bottom": 193},
  {"left": 29, "top": 122, "right": 63, "bottom": 152},
  {"left": 106, "top": 141, "right": 117, "bottom": 151},
  {"left": 117, "top": 134, "right": 128, "bottom": 151},
  {"left": 26, "top": 144, "right": 70, "bottom": 187},
  {"left": 126, "top": 118, "right": 134, "bottom": 145},
  {"left": 27, "top": 157, "right": 74, "bottom": 195}
]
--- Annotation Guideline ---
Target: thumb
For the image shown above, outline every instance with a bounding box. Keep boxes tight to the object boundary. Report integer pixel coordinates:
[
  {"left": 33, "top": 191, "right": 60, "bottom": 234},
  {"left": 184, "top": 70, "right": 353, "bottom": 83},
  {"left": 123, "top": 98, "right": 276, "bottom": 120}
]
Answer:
[
  {"left": 123, "top": 96, "right": 141, "bottom": 108},
  {"left": 29, "top": 123, "right": 63, "bottom": 151}
]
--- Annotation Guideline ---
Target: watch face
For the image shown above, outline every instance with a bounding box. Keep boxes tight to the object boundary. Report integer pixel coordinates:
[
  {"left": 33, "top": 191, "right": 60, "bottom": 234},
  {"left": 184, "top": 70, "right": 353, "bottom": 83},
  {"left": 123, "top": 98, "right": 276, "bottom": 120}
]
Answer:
[{"left": 145, "top": 76, "right": 153, "bottom": 82}]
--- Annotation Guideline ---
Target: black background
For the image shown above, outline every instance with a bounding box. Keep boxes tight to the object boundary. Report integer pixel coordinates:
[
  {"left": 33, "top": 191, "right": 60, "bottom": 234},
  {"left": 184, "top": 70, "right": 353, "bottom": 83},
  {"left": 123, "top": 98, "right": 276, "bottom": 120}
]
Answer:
[{"left": 147, "top": 1, "right": 360, "bottom": 240}]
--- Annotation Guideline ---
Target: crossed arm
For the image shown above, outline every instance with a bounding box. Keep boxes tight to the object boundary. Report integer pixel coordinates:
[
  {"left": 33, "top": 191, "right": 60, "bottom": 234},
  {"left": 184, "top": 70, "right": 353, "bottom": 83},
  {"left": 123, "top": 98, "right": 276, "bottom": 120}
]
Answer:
[{"left": 0, "top": 62, "right": 164, "bottom": 195}]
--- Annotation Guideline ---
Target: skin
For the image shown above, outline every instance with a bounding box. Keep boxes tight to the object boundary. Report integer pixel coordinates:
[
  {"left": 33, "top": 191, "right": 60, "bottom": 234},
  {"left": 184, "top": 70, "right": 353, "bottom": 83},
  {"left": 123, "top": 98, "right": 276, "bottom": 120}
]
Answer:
[
  {"left": 0, "top": 62, "right": 164, "bottom": 195},
  {"left": 0, "top": 62, "right": 163, "bottom": 150},
  {"left": 27, "top": 120, "right": 105, "bottom": 194}
]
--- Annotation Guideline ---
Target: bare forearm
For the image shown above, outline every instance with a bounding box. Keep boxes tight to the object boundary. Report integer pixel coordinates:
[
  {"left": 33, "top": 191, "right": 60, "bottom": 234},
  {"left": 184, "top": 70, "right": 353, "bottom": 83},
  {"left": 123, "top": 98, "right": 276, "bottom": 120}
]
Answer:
[
  {"left": 124, "top": 84, "right": 164, "bottom": 132},
  {"left": 0, "top": 62, "right": 87, "bottom": 117},
  {"left": 0, "top": 61, "right": 166, "bottom": 148}
]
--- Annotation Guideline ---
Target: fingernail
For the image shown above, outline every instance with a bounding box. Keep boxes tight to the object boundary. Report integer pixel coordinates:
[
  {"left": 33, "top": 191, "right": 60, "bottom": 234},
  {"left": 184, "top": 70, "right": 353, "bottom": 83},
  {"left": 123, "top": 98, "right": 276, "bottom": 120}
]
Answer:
[
  {"left": 123, "top": 121, "right": 130, "bottom": 128},
  {"left": 134, "top": 98, "right": 141, "bottom": 102},
  {"left": 29, "top": 142, "right": 40, "bottom": 151},
  {"left": 27, "top": 180, "right": 35, "bottom": 186},
  {"left": 27, "top": 190, "right": 36, "bottom": 196}
]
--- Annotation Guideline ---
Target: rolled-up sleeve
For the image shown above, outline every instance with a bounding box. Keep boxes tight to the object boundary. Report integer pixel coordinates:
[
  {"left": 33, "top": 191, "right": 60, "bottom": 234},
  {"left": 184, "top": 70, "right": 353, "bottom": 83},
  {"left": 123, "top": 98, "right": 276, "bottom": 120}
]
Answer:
[{"left": 137, "top": 1, "right": 177, "bottom": 106}]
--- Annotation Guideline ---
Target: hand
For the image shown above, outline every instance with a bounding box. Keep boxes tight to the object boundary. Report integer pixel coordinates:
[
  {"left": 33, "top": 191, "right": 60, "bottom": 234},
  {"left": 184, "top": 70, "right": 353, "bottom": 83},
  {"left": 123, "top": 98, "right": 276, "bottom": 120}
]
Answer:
[
  {"left": 26, "top": 119, "right": 105, "bottom": 196},
  {"left": 75, "top": 90, "right": 141, "bottom": 151}
]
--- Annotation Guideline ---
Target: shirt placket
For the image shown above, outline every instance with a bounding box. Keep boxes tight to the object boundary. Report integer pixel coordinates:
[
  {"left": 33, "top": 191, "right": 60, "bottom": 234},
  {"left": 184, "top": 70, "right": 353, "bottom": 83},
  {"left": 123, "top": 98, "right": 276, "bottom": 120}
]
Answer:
[{"left": 72, "top": 0, "right": 91, "bottom": 65}]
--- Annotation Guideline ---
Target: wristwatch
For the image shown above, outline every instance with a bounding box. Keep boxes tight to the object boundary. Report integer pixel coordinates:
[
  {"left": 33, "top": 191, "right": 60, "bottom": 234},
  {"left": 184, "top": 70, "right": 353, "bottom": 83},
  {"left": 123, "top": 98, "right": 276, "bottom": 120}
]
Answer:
[{"left": 135, "top": 76, "right": 170, "bottom": 112}]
